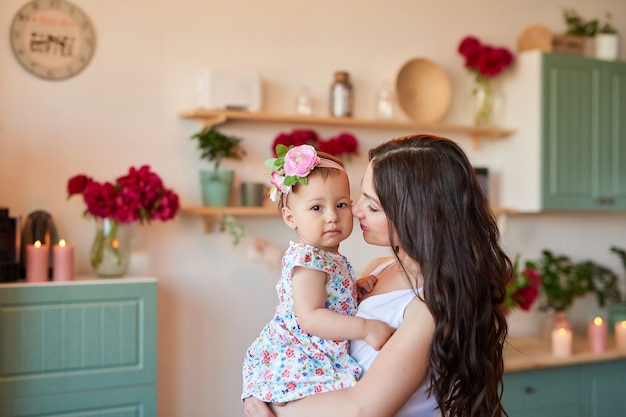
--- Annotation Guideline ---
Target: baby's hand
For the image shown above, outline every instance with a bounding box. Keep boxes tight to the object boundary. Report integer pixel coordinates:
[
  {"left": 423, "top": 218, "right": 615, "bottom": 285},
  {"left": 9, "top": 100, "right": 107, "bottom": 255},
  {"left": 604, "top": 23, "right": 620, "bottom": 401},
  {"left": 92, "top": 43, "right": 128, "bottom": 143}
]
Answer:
[
  {"left": 356, "top": 274, "right": 378, "bottom": 301},
  {"left": 364, "top": 319, "right": 395, "bottom": 350}
]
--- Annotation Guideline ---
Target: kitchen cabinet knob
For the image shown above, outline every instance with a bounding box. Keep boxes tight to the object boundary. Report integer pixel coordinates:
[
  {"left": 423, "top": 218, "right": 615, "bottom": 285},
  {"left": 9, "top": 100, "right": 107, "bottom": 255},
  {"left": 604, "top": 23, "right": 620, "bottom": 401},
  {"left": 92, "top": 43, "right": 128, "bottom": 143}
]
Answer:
[
  {"left": 524, "top": 386, "right": 535, "bottom": 394},
  {"left": 597, "top": 197, "right": 616, "bottom": 205}
]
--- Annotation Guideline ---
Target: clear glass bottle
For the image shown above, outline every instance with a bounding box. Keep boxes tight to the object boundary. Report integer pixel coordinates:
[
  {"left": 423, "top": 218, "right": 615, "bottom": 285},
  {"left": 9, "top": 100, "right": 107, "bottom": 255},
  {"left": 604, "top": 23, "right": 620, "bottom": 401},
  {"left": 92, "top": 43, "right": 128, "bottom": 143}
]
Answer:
[
  {"left": 376, "top": 81, "right": 394, "bottom": 119},
  {"left": 295, "top": 86, "right": 313, "bottom": 115},
  {"left": 330, "top": 71, "right": 353, "bottom": 117}
]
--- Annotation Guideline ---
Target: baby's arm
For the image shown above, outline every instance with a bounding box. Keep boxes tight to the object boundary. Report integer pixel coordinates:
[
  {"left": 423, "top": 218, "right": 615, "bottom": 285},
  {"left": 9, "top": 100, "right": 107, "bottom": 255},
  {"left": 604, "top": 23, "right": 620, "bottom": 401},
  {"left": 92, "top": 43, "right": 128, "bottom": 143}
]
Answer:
[
  {"left": 355, "top": 274, "right": 377, "bottom": 301},
  {"left": 291, "top": 266, "right": 394, "bottom": 350}
]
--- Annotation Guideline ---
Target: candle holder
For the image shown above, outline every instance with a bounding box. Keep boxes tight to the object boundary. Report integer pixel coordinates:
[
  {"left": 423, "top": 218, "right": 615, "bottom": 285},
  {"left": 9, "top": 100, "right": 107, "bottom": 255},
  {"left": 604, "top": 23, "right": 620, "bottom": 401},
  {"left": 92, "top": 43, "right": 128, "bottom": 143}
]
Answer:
[{"left": 551, "top": 311, "right": 573, "bottom": 357}]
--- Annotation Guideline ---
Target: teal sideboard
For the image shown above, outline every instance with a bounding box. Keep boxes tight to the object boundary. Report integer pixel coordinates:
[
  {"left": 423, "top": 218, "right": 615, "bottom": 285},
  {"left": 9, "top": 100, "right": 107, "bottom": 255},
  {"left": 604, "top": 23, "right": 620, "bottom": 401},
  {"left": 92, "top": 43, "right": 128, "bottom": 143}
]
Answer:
[
  {"left": 504, "top": 337, "right": 626, "bottom": 416},
  {"left": 0, "top": 278, "right": 157, "bottom": 416}
]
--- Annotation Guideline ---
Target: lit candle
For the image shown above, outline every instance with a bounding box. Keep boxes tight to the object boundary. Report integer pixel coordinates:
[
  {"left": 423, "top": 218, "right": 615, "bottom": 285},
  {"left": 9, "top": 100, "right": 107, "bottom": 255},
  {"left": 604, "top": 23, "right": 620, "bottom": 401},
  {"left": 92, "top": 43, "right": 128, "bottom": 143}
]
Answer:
[
  {"left": 26, "top": 240, "right": 49, "bottom": 282},
  {"left": 615, "top": 321, "right": 626, "bottom": 350},
  {"left": 588, "top": 316, "right": 608, "bottom": 353},
  {"left": 551, "top": 327, "right": 573, "bottom": 357},
  {"left": 53, "top": 239, "right": 74, "bottom": 281}
]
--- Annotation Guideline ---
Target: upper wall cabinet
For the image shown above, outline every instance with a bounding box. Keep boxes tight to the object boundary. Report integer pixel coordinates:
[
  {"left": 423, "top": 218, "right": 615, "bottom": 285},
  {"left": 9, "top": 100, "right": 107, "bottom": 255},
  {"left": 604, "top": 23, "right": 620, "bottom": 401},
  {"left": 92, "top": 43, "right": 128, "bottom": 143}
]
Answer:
[{"left": 499, "top": 51, "right": 626, "bottom": 212}]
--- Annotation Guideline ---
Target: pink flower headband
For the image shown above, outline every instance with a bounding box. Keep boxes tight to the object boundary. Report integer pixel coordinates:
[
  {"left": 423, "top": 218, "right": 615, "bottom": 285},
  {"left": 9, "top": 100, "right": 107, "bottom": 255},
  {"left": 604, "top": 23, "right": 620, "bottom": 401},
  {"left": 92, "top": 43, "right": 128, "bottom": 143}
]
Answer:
[{"left": 265, "top": 144, "right": 345, "bottom": 203}]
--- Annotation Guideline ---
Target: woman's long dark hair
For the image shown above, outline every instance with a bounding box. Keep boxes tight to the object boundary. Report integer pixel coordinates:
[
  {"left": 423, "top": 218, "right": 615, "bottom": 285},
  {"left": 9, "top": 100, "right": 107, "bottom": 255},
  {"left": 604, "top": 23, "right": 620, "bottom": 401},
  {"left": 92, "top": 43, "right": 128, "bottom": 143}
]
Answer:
[{"left": 369, "top": 135, "right": 511, "bottom": 417}]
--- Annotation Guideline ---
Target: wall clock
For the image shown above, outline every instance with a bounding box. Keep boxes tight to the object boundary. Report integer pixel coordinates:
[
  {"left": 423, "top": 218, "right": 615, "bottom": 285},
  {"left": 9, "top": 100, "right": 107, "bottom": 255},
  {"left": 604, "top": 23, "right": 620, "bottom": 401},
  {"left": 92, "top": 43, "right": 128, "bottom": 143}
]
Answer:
[{"left": 10, "top": 0, "right": 96, "bottom": 81}]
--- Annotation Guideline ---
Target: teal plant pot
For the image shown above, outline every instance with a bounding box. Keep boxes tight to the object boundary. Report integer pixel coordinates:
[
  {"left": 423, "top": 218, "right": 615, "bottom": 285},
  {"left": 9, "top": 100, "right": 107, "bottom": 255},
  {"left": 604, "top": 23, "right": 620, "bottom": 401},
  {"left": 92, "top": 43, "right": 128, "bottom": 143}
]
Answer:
[{"left": 199, "top": 170, "right": 234, "bottom": 207}]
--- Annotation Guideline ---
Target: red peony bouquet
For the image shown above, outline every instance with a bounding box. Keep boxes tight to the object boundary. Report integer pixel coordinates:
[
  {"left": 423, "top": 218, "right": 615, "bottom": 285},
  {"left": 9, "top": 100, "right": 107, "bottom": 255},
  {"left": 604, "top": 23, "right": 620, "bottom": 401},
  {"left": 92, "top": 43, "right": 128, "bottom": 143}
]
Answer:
[
  {"left": 458, "top": 36, "right": 514, "bottom": 81},
  {"left": 502, "top": 255, "right": 541, "bottom": 314},
  {"left": 67, "top": 165, "right": 179, "bottom": 224},
  {"left": 271, "top": 129, "right": 359, "bottom": 160}
]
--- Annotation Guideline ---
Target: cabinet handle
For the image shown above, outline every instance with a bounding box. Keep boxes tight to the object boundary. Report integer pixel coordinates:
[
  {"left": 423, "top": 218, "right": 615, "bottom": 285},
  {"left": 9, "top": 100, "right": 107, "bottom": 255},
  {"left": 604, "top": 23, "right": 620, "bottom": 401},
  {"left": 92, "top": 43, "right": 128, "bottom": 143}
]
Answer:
[
  {"left": 597, "top": 197, "right": 615, "bottom": 205},
  {"left": 524, "top": 386, "right": 535, "bottom": 394}
]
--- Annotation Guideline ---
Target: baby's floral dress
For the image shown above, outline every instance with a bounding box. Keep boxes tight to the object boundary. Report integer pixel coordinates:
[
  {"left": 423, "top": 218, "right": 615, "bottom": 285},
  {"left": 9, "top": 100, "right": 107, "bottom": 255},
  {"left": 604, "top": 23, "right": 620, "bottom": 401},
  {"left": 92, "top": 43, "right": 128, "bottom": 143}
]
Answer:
[{"left": 242, "top": 241, "right": 362, "bottom": 402}]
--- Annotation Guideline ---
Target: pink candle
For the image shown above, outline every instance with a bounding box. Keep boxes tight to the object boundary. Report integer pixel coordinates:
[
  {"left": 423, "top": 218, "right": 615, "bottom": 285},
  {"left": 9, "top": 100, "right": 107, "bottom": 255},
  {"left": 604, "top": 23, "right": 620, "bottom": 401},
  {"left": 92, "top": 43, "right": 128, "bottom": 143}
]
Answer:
[
  {"left": 551, "top": 327, "right": 573, "bottom": 357},
  {"left": 588, "top": 316, "right": 608, "bottom": 353},
  {"left": 615, "top": 321, "right": 626, "bottom": 349},
  {"left": 53, "top": 239, "right": 74, "bottom": 281},
  {"left": 26, "top": 240, "right": 49, "bottom": 282}
]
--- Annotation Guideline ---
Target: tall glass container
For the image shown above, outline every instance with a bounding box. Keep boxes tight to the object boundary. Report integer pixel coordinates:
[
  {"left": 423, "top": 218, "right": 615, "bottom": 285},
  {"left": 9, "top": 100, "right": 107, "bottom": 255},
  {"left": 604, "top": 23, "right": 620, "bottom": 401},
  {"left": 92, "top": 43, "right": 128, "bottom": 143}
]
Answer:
[{"left": 330, "top": 71, "right": 353, "bottom": 117}]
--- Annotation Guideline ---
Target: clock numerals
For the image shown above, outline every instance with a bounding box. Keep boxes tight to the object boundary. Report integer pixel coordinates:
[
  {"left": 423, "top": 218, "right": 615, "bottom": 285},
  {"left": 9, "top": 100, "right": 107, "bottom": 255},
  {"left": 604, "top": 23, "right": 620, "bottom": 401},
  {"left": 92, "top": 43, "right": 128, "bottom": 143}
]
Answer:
[{"left": 10, "top": 0, "right": 95, "bottom": 81}]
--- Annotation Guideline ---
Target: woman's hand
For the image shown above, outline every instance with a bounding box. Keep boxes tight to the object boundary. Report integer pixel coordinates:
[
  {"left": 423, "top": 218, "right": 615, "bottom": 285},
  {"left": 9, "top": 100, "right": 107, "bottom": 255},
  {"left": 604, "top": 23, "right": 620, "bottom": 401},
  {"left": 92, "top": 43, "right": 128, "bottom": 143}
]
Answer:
[{"left": 244, "top": 397, "right": 276, "bottom": 417}]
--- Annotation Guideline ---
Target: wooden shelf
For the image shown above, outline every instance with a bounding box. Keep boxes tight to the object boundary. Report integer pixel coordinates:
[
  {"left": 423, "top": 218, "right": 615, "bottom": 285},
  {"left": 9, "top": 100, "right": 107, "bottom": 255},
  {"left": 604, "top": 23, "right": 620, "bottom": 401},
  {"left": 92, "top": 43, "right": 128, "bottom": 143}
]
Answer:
[
  {"left": 181, "top": 206, "right": 279, "bottom": 232},
  {"left": 182, "top": 205, "right": 518, "bottom": 234},
  {"left": 178, "top": 109, "right": 516, "bottom": 149}
]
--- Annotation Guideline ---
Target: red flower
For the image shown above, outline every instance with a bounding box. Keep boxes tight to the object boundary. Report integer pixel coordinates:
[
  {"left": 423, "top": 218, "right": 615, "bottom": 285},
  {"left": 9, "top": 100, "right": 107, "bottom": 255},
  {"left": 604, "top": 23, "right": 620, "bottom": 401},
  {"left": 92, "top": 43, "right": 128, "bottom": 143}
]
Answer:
[
  {"left": 271, "top": 129, "right": 359, "bottom": 159},
  {"left": 502, "top": 256, "right": 541, "bottom": 313},
  {"left": 67, "top": 165, "right": 179, "bottom": 225},
  {"left": 458, "top": 35, "right": 514, "bottom": 79},
  {"left": 513, "top": 268, "right": 541, "bottom": 311},
  {"left": 271, "top": 130, "right": 319, "bottom": 156}
]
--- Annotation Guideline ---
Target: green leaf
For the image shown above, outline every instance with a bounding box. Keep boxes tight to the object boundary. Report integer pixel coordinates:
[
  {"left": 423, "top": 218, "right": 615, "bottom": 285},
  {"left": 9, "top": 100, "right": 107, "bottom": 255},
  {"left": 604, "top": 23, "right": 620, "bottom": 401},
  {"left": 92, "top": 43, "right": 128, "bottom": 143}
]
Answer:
[
  {"left": 276, "top": 144, "right": 289, "bottom": 157},
  {"left": 264, "top": 158, "right": 278, "bottom": 170}
]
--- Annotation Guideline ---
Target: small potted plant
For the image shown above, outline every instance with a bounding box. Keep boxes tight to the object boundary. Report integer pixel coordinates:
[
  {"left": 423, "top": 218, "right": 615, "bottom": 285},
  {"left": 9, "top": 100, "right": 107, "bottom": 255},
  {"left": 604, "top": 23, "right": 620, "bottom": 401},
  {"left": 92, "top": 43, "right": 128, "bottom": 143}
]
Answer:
[{"left": 191, "top": 127, "right": 246, "bottom": 207}]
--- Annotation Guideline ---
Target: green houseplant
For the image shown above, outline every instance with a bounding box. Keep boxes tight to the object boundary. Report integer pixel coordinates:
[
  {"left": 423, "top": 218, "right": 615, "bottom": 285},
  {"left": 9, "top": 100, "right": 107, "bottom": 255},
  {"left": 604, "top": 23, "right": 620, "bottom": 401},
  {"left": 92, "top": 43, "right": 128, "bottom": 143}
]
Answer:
[
  {"left": 191, "top": 127, "right": 245, "bottom": 207},
  {"left": 528, "top": 249, "right": 621, "bottom": 312}
]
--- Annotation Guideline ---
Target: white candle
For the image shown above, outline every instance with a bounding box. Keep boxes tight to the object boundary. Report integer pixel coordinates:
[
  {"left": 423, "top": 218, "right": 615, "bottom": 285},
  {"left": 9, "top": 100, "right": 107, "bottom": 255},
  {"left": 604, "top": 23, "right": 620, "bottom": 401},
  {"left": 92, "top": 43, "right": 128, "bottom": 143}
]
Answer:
[
  {"left": 552, "top": 327, "right": 573, "bottom": 357},
  {"left": 615, "top": 321, "right": 626, "bottom": 350},
  {"left": 26, "top": 240, "right": 49, "bottom": 282},
  {"left": 53, "top": 239, "right": 74, "bottom": 281},
  {"left": 588, "top": 316, "right": 608, "bottom": 353}
]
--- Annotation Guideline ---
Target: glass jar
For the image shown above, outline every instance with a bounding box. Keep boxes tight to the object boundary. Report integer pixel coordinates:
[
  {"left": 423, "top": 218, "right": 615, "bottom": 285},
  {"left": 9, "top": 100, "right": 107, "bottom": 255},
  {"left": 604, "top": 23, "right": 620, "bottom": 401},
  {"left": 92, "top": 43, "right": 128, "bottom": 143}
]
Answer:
[
  {"left": 330, "top": 71, "right": 353, "bottom": 117},
  {"left": 91, "top": 218, "right": 133, "bottom": 278}
]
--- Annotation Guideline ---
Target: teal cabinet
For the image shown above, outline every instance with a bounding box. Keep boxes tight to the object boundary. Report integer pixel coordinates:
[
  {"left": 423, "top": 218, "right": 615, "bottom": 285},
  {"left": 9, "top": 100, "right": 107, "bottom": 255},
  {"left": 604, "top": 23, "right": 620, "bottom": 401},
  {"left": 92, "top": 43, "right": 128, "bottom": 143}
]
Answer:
[
  {"left": 580, "top": 359, "right": 626, "bottom": 416},
  {"left": 0, "top": 278, "right": 157, "bottom": 416},
  {"left": 541, "top": 54, "right": 626, "bottom": 210},
  {"left": 503, "top": 359, "right": 626, "bottom": 416},
  {"left": 499, "top": 52, "right": 626, "bottom": 212}
]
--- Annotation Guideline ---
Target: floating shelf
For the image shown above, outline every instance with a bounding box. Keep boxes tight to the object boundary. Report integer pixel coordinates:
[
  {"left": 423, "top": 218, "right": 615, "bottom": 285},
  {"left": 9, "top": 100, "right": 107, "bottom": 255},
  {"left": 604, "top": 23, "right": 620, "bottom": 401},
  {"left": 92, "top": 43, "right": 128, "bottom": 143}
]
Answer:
[
  {"left": 182, "top": 205, "right": 518, "bottom": 234},
  {"left": 178, "top": 109, "right": 516, "bottom": 149},
  {"left": 181, "top": 206, "right": 279, "bottom": 233}
]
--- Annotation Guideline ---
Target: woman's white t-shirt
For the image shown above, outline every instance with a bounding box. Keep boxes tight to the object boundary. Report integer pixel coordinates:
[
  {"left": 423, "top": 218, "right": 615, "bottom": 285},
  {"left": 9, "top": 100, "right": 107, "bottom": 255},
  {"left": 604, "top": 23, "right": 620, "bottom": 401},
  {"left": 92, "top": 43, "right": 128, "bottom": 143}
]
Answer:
[{"left": 349, "top": 261, "right": 439, "bottom": 417}]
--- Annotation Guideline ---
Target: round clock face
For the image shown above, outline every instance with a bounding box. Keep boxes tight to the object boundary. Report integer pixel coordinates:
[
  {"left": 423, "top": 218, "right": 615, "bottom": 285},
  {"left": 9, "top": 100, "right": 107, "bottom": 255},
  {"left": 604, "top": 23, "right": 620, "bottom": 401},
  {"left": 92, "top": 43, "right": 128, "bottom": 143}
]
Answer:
[{"left": 10, "top": 0, "right": 96, "bottom": 81}]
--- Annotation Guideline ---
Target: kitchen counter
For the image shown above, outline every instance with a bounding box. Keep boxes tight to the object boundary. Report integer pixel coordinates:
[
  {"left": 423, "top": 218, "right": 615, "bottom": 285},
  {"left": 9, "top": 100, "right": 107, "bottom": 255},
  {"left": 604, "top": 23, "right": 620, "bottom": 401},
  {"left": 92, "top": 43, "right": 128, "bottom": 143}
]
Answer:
[{"left": 505, "top": 336, "right": 626, "bottom": 372}]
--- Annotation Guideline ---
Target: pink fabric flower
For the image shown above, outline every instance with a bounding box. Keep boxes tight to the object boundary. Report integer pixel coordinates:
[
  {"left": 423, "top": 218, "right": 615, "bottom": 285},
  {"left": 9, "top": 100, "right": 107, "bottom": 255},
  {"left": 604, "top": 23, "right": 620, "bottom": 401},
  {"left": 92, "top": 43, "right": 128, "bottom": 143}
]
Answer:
[
  {"left": 283, "top": 145, "right": 320, "bottom": 177},
  {"left": 269, "top": 171, "right": 290, "bottom": 202}
]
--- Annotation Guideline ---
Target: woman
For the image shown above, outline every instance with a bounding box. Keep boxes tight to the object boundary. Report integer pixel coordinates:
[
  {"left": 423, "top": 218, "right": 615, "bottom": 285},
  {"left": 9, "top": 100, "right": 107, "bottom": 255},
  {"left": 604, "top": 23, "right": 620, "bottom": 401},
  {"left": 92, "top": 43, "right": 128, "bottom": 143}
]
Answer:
[{"left": 245, "top": 134, "right": 511, "bottom": 417}]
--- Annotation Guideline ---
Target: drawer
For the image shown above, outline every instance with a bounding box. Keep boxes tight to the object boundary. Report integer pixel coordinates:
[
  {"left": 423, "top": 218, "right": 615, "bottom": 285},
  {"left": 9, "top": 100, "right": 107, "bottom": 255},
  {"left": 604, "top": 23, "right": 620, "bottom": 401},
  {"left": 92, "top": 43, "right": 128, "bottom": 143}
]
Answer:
[{"left": 503, "top": 366, "right": 580, "bottom": 411}]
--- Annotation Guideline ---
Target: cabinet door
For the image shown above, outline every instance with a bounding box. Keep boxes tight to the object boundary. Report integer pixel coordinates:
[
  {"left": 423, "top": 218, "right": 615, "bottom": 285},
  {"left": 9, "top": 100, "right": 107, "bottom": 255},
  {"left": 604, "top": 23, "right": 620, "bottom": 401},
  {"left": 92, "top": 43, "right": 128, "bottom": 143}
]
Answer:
[
  {"left": 541, "top": 54, "right": 603, "bottom": 210},
  {"left": 0, "top": 280, "right": 157, "bottom": 416},
  {"left": 602, "top": 61, "right": 626, "bottom": 207},
  {"left": 503, "top": 366, "right": 581, "bottom": 417},
  {"left": 580, "top": 359, "right": 626, "bottom": 417}
]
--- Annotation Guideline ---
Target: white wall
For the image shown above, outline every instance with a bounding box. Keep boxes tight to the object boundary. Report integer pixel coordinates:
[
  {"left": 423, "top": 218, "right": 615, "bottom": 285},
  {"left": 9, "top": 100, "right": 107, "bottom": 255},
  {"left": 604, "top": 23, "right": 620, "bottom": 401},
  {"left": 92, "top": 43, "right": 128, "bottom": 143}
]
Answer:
[{"left": 2, "top": 1, "right": 626, "bottom": 416}]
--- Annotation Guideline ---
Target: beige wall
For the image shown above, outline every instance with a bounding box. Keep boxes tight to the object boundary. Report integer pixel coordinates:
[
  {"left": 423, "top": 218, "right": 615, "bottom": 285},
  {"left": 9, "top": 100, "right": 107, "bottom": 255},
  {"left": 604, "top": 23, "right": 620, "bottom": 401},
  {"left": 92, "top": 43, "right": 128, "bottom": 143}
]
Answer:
[{"left": 2, "top": 0, "right": 626, "bottom": 416}]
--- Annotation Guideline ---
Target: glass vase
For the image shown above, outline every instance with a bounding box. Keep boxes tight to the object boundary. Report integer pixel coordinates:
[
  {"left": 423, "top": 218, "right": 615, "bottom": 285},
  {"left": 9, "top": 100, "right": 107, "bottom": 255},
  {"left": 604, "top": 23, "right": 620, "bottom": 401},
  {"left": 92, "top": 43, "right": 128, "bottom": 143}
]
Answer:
[
  {"left": 472, "top": 77, "right": 496, "bottom": 126},
  {"left": 90, "top": 218, "right": 132, "bottom": 278}
]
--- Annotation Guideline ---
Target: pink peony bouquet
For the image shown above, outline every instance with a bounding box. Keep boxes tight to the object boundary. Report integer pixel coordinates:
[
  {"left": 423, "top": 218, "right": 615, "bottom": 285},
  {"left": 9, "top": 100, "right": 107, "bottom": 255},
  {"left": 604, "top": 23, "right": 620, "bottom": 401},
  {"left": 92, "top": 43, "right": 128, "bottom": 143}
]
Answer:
[{"left": 67, "top": 165, "right": 179, "bottom": 224}]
